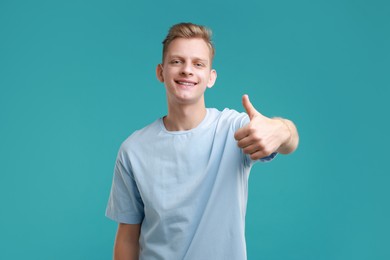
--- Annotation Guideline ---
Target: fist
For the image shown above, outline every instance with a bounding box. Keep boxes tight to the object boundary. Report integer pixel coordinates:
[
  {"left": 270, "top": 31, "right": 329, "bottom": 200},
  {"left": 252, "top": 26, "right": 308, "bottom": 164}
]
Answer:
[{"left": 234, "top": 95, "right": 286, "bottom": 160}]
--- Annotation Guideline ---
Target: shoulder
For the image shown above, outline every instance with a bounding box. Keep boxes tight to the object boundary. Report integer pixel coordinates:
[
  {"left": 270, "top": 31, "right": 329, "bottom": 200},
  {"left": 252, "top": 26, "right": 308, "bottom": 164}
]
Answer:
[
  {"left": 210, "top": 108, "right": 249, "bottom": 131},
  {"left": 119, "top": 118, "right": 162, "bottom": 154},
  {"left": 208, "top": 107, "right": 246, "bottom": 119}
]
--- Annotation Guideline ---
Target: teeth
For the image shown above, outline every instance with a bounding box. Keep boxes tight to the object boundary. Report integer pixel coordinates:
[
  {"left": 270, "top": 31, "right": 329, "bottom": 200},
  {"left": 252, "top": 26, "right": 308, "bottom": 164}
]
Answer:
[{"left": 178, "top": 81, "right": 195, "bottom": 86}]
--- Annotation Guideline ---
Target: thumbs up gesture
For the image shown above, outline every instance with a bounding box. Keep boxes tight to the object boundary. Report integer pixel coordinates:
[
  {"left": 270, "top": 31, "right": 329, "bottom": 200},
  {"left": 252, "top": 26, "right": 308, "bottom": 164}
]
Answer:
[{"left": 234, "top": 95, "right": 293, "bottom": 160}]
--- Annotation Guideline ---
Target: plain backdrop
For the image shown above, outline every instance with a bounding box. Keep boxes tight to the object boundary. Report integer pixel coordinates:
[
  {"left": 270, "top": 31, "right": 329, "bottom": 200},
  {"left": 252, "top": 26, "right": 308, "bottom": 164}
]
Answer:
[{"left": 0, "top": 0, "right": 389, "bottom": 259}]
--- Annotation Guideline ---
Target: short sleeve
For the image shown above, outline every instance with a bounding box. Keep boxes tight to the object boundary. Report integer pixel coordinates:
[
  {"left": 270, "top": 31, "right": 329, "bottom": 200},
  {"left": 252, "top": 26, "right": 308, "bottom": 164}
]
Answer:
[{"left": 105, "top": 152, "right": 144, "bottom": 224}]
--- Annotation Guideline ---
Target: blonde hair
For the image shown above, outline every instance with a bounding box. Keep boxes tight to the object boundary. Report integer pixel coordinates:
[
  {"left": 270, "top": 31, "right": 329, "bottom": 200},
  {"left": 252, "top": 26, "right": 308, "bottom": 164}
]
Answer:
[{"left": 162, "top": 22, "right": 215, "bottom": 62}]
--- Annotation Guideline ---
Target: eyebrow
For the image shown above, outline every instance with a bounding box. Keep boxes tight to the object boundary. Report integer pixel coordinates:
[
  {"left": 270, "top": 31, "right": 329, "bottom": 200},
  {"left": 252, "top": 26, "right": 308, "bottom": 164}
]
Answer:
[{"left": 168, "top": 55, "right": 210, "bottom": 64}]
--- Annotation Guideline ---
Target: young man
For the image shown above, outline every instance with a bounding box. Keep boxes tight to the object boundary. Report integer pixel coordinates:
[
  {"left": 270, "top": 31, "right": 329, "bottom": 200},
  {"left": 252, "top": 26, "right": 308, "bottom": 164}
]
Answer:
[{"left": 106, "top": 22, "right": 299, "bottom": 259}]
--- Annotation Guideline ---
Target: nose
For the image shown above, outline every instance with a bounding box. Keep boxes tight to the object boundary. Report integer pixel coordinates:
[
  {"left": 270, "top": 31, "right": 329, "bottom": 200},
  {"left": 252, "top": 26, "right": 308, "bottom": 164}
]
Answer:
[{"left": 180, "top": 62, "right": 193, "bottom": 76}]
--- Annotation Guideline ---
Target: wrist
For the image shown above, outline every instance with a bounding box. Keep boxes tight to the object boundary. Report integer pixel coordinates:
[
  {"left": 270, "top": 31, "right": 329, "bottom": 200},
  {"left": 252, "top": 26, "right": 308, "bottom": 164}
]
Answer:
[{"left": 275, "top": 118, "right": 292, "bottom": 147}]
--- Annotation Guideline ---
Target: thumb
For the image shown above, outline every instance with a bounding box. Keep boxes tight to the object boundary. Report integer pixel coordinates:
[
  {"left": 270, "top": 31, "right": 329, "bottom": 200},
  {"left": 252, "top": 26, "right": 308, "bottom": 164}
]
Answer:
[{"left": 242, "top": 94, "right": 259, "bottom": 120}]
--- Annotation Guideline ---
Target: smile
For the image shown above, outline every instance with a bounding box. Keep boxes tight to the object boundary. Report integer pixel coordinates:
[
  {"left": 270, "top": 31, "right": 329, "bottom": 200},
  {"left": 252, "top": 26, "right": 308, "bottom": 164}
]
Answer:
[{"left": 175, "top": 81, "right": 197, "bottom": 86}]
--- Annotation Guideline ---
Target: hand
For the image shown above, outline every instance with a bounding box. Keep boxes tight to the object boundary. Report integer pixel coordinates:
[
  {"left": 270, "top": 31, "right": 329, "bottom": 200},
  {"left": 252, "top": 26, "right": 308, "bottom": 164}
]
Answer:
[{"left": 234, "top": 95, "right": 289, "bottom": 160}]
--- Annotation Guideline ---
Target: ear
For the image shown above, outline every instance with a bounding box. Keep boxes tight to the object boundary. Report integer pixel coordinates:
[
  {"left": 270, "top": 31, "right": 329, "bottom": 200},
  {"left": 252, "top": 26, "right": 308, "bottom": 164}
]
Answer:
[
  {"left": 207, "top": 69, "right": 217, "bottom": 88},
  {"left": 156, "top": 64, "right": 164, "bottom": 82}
]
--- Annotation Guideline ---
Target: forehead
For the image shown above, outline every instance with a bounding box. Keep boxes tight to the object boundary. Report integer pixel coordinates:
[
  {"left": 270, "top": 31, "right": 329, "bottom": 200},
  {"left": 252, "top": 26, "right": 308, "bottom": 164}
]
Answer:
[{"left": 165, "top": 38, "right": 212, "bottom": 61}]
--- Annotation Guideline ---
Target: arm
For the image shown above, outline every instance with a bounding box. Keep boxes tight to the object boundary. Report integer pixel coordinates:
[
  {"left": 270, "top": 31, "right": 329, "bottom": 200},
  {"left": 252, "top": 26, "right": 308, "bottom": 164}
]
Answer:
[
  {"left": 274, "top": 117, "right": 299, "bottom": 155},
  {"left": 113, "top": 223, "right": 141, "bottom": 260}
]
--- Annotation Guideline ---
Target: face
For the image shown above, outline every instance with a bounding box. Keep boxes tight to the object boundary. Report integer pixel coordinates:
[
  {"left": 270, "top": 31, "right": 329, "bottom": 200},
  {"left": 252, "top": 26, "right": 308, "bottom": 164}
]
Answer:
[{"left": 156, "top": 38, "right": 217, "bottom": 106}]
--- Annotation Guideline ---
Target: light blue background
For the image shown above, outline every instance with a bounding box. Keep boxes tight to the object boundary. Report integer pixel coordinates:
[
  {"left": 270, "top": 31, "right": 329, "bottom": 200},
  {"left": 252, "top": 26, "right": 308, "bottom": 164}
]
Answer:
[{"left": 0, "top": 0, "right": 389, "bottom": 259}]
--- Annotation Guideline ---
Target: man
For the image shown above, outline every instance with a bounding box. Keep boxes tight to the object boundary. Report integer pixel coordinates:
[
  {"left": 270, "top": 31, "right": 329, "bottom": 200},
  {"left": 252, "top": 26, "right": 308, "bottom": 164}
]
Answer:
[{"left": 106, "top": 22, "right": 299, "bottom": 259}]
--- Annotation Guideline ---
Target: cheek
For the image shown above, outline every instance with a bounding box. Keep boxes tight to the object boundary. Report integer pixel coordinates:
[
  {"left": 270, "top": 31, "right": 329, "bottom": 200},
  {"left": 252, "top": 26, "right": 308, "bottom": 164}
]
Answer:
[
  {"left": 166, "top": 69, "right": 179, "bottom": 78},
  {"left": 203, "top": 73, "right": 212, "bottom": 83}
]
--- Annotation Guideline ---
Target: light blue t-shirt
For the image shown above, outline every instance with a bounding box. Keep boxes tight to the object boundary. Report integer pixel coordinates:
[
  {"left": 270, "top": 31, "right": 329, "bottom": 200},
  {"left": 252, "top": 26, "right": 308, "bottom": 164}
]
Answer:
[{"left": 106, "top": 108, "right": 276, "bottom": 260}]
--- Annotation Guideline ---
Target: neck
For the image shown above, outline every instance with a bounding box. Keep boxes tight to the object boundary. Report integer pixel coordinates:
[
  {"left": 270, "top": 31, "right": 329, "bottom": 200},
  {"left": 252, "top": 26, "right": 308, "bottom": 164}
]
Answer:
[{"left": 164, "top": 101, "right": 207, "bottom": 131}]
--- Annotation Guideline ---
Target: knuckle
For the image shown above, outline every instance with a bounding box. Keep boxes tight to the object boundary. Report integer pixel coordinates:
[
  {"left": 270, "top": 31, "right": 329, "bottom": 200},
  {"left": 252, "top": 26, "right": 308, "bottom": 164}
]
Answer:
[
  {"left": 262, "top": 148, "right": 272, "bottom": 156},
  {"left": 248, "top": 125, "right": 256, "bottom": 133},
  {"left": 256, "top": 142, "right": 265, "bottom": 150},
  {"left": 253, "top": 134, "right": 261, "bottom": 142}
]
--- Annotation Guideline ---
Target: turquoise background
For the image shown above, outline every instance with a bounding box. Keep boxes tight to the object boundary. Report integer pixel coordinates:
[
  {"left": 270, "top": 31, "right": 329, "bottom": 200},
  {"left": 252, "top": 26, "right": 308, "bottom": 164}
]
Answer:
[{"left": 1, "top": 0, "right": 389, "bottom": 259}]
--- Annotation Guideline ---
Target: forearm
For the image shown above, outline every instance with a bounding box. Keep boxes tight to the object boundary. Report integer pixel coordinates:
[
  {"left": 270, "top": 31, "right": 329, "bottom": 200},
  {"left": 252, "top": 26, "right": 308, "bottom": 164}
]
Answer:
[
  {"left": 275, "top": 118, "right": 299, "bottom": 154},
  {"left": 113, "top": 223, "right": 140, "bottom": 260},
  {"left": 114, "top": 239, "right": 139, "bottom": 260}
]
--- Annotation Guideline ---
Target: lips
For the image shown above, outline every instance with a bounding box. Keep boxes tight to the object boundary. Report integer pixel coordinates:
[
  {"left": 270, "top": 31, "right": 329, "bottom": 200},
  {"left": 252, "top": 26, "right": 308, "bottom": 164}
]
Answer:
[{"left": 175, "top": 80, "right": 197, "bottom": 87}]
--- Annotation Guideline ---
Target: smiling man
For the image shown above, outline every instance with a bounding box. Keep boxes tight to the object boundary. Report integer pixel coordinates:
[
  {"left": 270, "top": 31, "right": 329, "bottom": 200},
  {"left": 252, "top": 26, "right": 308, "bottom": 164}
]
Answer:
[{"left": 106, "top": 22, "right": 299, "bottom": 260}]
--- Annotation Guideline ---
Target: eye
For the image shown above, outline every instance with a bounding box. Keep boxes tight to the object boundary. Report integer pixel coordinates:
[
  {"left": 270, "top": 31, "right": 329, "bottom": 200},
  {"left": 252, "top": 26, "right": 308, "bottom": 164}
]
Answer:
[
  {"left": 170, "top": 60, "right": 182, "bottom": 65},
  {"left": 195, "top": 62, "right": 205, "bottom": 67}
]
